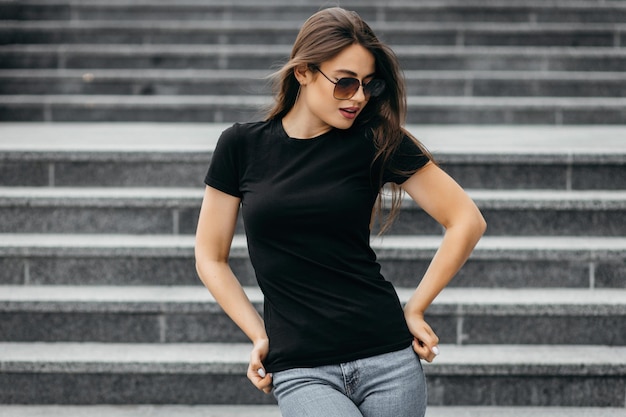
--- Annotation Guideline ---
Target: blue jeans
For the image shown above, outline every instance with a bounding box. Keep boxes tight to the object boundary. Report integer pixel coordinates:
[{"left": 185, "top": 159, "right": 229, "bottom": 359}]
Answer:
[{"left": 272, "top": 345, "right": 427, "bottom": 417}]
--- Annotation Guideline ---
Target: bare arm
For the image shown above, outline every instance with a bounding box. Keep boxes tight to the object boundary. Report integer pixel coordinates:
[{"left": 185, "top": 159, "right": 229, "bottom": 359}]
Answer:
[
  {"left": 401, "top": 162, "right": 487, "bottom": 361},
  {"left": 194, "top": 185, "right": 272, "bottom": 393}
]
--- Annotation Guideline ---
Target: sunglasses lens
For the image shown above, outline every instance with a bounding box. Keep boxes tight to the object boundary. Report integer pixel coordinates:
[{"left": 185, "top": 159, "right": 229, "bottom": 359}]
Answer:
[
  {"left": 334, "top": 78, "right": 361, "bottom": 99},
  {"left": 333, "top": 78, "right": 385, "bottom": 100},
  {"left": 364, "top": 79, "right": 385, "bottom": 98}
]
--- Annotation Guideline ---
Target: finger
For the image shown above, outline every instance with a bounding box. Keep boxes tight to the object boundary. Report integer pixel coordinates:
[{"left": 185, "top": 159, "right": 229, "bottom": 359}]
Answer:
[
  {"left": 257, "top": 373, "right": 274, "bottom": 394},
  {"left": 415, "top": 329, "right": 440, "bottom": 356},
  {"left": 247, "top": 366, "right": 273, "bottom": 392},
  {"left": 412, "top": 339, "right": 431, "bottom": 360},
  {"left": 248, "top": 366, "right": 266, "bottom": 382},
  {"left": 418, "top": 329, "right": 439, "bottom": 350},
  {"left": 412, "top": 339, "right": 436, "bottom": 362},
  {"left": 261, "top": 377, "right": 274, "bottom": 394},
  {"left": 248, "top": 355, "right": 266, "bottom": 379}
]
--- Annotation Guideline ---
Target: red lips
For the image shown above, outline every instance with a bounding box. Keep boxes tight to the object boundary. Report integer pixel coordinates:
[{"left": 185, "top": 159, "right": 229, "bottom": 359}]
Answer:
[{"left": 339, "top": 107, "right": 360, "bottom": 119}]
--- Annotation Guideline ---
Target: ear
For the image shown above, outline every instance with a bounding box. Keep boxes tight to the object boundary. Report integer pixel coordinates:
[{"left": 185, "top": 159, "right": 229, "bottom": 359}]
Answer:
[{"left": 293, "top": 64, "right": 312, "bottom": 86}]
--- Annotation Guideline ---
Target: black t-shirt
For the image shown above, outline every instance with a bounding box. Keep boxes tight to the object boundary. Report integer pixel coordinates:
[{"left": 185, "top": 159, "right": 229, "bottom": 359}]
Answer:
[{"left": 204, "top": 118, "right": 429, "bottom": 372}]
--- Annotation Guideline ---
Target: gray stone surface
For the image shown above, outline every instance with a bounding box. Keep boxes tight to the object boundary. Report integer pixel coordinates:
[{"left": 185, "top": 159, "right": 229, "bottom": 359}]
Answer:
[
  {"left": 572, "top": 164, "right": 626, "bottom": 190},
  {"left": 2, "top": 286, "right": 624, "bottom": 345},
  {"left": 4, "top": 1, "right": 626, "bottom": 23},
  {"left": 54, "top": 161, "right": 206, "bottom": 188},
  {"left": 7, "top": 285, "right": 622, "bottom": 312},
  {"left": 0, "top": 161, "right": 49, "bottom": 187},
  {"left": 425, "top": 408, "right": 626, "bottom": 417},
  {"left": 6, "top": 187, "right": 621, "bottom": 236},
  {"left": 2, "top": 95, "right": 626, "bottom": 124},
  {"left": 462, "top": 315, "right": 626, "bottom": 345},
  {"left": 426, "top": 375, "right": 624, "bottom": 406},
  {"left": 1, "top": 123, "right": 624, "bottom": 154},
  {"left": 1, "top": 343, "right": 624, "bottom": 405},
  {"left": 596, "top": 262, "right": 626, "bottom": 288},
  {"left": 0, "top": 372, "right": 274, "bottom": 405},
  {"left": 0, "top": 95, "right": 269, "bottom": 123},
  {"left": 0, "top": 258, "right": 24, "bottom": 285},
  {"left": 0, "top": 187, "right": 203, "bottom": 234},
  {"left": 1, "top": 234, "right": 625, "bottom": 287},
  {"left": 3, "top": 44, "right": 626, "bottom": 72},
  {"left": 1, "top": 405, "right": 625, "bottom": 417},
  {"left": 378, "top": 235, "right": 626, "bottom": 288},
  {"left": 0, "top": 405, "right": 282, "bottom": 417},
  {"left": 1, "top": 124, "right": 623, "bottom": 188},
  {"left": 4, "top": 69, "right": 625, "bottom": 98},
  {"left": 437, "top": 259, "right": 590, "bottom": 288},
  {"left": 0, "top": 206, "right": 176, "bottom": 234},
  {"left": 2, "top": 20, "right": 622, "bottom": 47},
  {"left": 0, "top": 69, "right": 272, "bottom": 96},
  {"left": 393, "top": 190, "right": 626, "bottom": 235}
]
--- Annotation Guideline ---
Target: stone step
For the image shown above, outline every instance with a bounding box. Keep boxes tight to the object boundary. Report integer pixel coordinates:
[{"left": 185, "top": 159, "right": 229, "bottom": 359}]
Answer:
[
  {"left": 1, "top": 187, "right": 625, "bottom": 237},
  {"left": 3, "top": 0, "right": 626, "bottom": 24},
  {"left": 2, "top": 44, "right": 625, "bottom": 72},
  {"left": 0, "top": 234, "right": 624, "bottom": 288},
  {"left": 1, "top": 124, "right": 624, "bottom": 189},
  {"left": 1, "top": 342, "right": 625, "bottom": 406},
  {"left": 0, "top": 405, "right": 283, "bottom": 417},
  {"left": 1, "top": 21, "right": 623, "bottom": 47},
  {"left": 1, "top": 286, "right": 624, "bottom": 345},
  {"left": 2, "top": 94, "right": 626, "bottom": 124},
  {"left": 3, "top": 69, "right": 626, "bottom": 98},
  {"left": 1, "top": 405, "right": 626, "bottom": 417},
  {"left": 388, "top": 190, "right": 626, "bottom": 236},
  {"left": 0, "top": 94, "right": 268, "bottom": 123}
]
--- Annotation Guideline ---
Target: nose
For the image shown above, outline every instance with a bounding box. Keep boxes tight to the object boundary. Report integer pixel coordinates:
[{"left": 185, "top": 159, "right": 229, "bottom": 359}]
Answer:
[{"left": 352, "top": 84, "right": 367, "bottom": 102}]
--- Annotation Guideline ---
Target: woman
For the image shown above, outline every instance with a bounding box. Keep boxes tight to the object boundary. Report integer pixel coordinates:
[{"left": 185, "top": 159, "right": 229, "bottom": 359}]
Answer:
[{"left": 195, "top": 7, "right": 486, "bottom": 417}]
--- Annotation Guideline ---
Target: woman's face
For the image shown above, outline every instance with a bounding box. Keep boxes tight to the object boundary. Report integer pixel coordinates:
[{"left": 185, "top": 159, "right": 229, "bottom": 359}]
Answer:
[{"left": 299, "top": 43, "right": 377, "bottom": 132}]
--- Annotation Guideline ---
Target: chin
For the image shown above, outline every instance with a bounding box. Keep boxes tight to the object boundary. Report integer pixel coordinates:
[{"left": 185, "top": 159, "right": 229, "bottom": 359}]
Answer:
[{"left": 333, "top": 118, "right": 357, "bottom": 130}]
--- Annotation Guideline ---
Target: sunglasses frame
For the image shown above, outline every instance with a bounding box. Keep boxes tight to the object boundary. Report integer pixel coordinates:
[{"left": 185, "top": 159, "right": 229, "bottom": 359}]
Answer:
[{"left": 311, "top": 65, "right": 385, "bottom": 101}]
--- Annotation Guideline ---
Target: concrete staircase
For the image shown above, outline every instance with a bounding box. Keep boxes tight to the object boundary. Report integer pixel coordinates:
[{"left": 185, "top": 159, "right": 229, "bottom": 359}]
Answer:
[
  {"left": 1, "top": 1, "right": 626, "bottom": 416},
  {"left": 2, "top": 0, "right": 626, "bottom": 124}
]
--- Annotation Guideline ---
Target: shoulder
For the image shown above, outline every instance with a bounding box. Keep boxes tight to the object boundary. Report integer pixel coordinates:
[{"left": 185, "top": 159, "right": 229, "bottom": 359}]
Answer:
[
  {"left": 220, "top": 120, "right": 272, "bottom": 140},
  {"left": 216, "top": 120, "right": 275, "bottom": 151}
]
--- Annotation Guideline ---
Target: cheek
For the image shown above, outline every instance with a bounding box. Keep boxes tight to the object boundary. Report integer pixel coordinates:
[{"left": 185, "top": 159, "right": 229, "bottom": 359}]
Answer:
[
  {"left": 309, "top": 78, "right": 336, "bottom": 104},
  {"left": 308, "top": 89, "right": 337, "bottom": 115}
]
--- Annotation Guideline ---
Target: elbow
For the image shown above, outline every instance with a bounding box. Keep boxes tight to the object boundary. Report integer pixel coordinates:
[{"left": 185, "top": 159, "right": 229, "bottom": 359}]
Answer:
[
  {"left": 194, "top": 256, "right": 217, "bottom": 289},
  {"left": 194, "top": 245, "right": 213, "bottom": 285},
  {"left": 194, "top": 245, "right": 203, "bottom": 278},
  {"left": 471, "top": 204, "right": 487, "bottom": 241},
  {"left": 194, "top": 260, "right": 203, "bottom": 280},
  {"left": 194, "top": 245, "right": 230, "bottom": 287},
  {"left": 476, "top": 210, "right": 487, "bottom": 237},
  {"left": 194, "top": 255, "right": 207, "bottom": 285},
  {"left": 445, "top": 202, "right": 487, "bottom": 239},
  {"left": 454, "top": 205, "right": 487, "bottom": 244}
]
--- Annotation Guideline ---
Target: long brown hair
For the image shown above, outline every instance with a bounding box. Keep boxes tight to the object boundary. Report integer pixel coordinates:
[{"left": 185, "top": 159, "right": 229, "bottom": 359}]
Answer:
[{"left": 266, "top": 7, "right": 432, "bottom": 234}]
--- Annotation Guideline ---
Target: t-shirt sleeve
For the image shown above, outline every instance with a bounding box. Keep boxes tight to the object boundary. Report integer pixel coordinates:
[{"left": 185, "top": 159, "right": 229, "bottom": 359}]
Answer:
[
  {"left": 383, "top": 134, "right": 431, "bottom": 185},
  {"left": 204, "top": 124, "right": 243, "bottom": 198}
]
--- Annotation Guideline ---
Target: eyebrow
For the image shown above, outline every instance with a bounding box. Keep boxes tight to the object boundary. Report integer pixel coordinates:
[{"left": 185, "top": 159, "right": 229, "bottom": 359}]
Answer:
[{"left": 333, "top": 69, "right": 377, "bottom": 79}]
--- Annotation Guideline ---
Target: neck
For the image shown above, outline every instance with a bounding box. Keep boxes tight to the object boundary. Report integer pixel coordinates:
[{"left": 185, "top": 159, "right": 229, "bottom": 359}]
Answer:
[{"left": 282, "top": 102, "right": 332, "bottom": 140}]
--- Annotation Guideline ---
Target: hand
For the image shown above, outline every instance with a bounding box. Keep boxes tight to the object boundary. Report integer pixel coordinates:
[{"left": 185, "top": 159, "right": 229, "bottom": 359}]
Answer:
[
  {"left": 405, "top": 312, "right": 440, "bottom": 363},
  {"left": 247, "top": 338, "right": 273, "bottom": 394}
]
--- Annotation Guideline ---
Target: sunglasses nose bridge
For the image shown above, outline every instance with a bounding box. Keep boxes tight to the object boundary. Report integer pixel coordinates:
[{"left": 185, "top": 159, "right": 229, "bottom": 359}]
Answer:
[{"left": 352, "top": 83, "right": 368, "bottom": 101}]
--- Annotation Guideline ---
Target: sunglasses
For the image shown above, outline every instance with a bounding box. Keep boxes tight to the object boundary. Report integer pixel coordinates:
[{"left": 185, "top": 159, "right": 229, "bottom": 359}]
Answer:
[{"left": 312, "top": 66, "right": 385, "bottom": 100}]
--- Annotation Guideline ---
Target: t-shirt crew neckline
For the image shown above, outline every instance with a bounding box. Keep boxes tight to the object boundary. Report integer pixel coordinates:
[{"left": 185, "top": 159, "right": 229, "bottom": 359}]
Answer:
[{"left": 278, "top": 119, "right": 336, "bottom": 143}]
